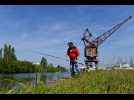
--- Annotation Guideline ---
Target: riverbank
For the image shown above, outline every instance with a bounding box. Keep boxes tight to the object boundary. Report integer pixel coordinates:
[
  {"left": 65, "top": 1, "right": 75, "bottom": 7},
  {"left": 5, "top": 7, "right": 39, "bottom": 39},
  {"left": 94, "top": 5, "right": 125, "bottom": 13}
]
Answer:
[
  {"left": 4, "top": 69, "right": 134, "bottom": 94},
  {"left": 0, "top": 72, "right": 70, "bottom": 93}
]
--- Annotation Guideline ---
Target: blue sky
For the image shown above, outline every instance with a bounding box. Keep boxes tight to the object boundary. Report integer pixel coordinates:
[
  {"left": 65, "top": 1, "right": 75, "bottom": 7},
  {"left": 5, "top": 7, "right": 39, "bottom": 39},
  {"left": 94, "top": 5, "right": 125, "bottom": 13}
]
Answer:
[{"left": 0, "top": 5, "right": 134, "bottom": 67}]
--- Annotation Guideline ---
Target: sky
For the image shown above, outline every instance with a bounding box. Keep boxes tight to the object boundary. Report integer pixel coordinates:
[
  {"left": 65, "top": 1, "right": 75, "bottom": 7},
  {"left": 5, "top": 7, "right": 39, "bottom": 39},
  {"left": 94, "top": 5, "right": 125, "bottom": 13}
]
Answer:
[{"left": 0, "top": 5, "right": 134, "bottom": 67}]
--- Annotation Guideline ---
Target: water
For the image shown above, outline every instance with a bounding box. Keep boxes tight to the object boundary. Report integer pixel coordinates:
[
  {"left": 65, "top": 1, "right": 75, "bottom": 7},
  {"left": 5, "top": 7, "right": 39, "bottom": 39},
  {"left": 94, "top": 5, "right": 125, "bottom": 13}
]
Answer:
[
  {"left": 0, "top": 72, "right": 70, "bottom": 80},
  {"left": 0, "top": 72, "right": 71, "bottom": 89}
]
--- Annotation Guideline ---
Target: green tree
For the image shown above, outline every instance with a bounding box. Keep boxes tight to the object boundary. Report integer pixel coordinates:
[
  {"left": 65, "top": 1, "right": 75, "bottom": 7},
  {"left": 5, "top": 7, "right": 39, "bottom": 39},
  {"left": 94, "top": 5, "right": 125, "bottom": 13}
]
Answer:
[
  {"left": 3, "top": 44, "right": 17, "bottom": 62},
  {"left": 4, "top": 44, "right": 8, "bottom": 62},
  {"left": 11, "top": 47, "right": 17, "bottom": 61},
  {"left": 8, "top": 44, "right": 12, "bottom": 61},
  {"left": 57, "top": 65, "right": 60, "bottom": 68},
  {"left": 40, "top": 57, "right": 47, "bottom": 72},
  {"left": 0, "top": 48, "right": 2, "bottom": 59},
  {"left": 49, "top": 63, "right": 53, "bottom": 67},
  {"left": 40, "top": 57, "right": 48, "bottom": 84},
  {"left": 57, "top": 65, "right": 67, "bottom": 72}
]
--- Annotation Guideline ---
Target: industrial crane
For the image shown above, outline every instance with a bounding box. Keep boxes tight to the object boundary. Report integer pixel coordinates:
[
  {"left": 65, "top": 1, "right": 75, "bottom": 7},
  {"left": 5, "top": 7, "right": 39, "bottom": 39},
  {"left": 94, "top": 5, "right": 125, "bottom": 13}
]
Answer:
[{"left": 81, "top": 16, "right": 132, "bottom": 70}]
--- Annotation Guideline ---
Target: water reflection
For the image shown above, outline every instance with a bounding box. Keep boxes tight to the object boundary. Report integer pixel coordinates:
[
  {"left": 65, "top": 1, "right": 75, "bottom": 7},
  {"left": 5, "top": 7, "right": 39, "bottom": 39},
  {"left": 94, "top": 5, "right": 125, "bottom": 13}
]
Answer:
[{"left": 0, "top": 72, "right": 70, "bottom": 89}]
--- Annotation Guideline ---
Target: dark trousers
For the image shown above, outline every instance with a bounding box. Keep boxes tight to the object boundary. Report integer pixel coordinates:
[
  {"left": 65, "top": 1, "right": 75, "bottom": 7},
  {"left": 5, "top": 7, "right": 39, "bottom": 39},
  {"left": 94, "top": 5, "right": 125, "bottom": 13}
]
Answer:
[{"left": 70, "top": 60, "right": 80, "bottom": 76}]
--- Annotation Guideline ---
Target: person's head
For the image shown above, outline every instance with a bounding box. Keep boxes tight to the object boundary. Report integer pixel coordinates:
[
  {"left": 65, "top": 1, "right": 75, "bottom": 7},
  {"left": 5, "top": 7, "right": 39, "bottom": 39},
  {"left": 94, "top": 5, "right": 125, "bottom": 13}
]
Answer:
[{"left": 67, "top": 42, "right": 74, "bottom": 47}]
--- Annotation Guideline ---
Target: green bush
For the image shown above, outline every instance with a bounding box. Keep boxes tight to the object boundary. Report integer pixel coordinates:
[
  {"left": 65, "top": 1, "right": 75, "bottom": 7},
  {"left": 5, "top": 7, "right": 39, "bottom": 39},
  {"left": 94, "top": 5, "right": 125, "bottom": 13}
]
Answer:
[
  {"left": 0, "top": 59, "right": 67, "bottom": 73},
  {"left": 0, "top": 44, "right": 67, "bottom": 73},
  {"left": 0, "top": 59, "right": 42, "bottom": 73}
]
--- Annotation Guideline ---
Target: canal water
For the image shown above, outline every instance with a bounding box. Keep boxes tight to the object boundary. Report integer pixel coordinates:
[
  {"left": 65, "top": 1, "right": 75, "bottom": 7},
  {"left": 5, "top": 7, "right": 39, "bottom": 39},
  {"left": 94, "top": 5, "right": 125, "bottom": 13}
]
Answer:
[
  {"left": 0, "top": 72, "right": 71, "bottom": 88},
  {"left": 0, "top": 72, "right": 70, "bottom": 79}
]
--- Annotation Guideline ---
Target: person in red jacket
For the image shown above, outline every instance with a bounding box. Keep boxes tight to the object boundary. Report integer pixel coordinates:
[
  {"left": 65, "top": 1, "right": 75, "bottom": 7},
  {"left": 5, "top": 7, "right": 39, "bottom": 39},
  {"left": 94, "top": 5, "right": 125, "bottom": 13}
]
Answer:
[{"left": 67, "top": 42, "right": 80, "bottom": 76}]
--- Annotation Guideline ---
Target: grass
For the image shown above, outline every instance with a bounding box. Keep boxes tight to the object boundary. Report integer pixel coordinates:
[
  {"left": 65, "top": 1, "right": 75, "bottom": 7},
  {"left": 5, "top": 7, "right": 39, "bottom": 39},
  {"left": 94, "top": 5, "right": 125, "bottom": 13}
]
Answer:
[
  {"left": 3, "top": 69, "right": 134, "bottom": 94},
  {"left": 0, "top": 76, "right": 34, "bottom": 94},
  {"left": 46, "top": 70, "right": 134, "bottom": 94}
]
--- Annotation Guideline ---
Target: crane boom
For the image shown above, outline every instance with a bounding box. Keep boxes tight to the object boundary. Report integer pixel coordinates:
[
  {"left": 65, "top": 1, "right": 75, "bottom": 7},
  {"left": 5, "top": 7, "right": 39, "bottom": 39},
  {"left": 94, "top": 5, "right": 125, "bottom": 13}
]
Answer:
[{"left": 93, "top": 16, "right": 132, "bottom": 46}]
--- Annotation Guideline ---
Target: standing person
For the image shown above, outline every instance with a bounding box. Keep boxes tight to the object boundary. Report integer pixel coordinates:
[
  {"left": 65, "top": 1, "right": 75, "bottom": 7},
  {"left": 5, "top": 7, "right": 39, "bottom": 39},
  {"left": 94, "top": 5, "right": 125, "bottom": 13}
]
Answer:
[{"left": 67, "top": 42, "right": 80, "bottom": 76}]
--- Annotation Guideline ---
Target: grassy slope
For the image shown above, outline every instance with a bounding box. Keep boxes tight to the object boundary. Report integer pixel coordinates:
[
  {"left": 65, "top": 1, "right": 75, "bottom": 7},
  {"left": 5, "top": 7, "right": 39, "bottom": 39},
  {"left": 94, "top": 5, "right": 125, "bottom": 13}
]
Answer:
[{"left": 8, "top": 70, "right": 134, "bottom": 94}]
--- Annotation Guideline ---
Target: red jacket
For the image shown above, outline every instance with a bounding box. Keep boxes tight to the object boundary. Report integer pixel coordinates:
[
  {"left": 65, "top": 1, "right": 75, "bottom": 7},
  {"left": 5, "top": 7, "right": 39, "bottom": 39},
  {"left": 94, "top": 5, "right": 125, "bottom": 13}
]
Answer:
[{"left": 67, "top": 46, "right": 80, "bottom": 60}]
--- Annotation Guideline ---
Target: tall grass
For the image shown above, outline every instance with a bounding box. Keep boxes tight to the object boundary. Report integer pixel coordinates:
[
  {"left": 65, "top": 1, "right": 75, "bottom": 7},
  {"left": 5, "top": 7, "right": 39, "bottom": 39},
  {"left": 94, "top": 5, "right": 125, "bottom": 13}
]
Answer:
[{"left": 5, "top": 70, "right": 134, "bottom": 94}]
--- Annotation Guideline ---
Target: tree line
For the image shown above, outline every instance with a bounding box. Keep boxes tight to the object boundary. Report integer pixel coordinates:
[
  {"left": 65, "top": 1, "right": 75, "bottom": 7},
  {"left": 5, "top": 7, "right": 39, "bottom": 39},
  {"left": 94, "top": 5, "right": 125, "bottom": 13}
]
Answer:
[
  {"left": 0, "top": 44, "right": 17, "bottom": 61},
  {"left": 40, "top": 57, "right": 68, "bottom": 73},
  {"left": 0, "top": 44, "right": 67, "bottom": 73}
]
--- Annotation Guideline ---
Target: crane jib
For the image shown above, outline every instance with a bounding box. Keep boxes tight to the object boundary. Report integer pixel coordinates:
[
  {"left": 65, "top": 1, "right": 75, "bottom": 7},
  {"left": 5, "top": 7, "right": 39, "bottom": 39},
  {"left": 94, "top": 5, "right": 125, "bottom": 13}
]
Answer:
[{"left": 94, "top": 16, "right": 132, "bottom": 46}]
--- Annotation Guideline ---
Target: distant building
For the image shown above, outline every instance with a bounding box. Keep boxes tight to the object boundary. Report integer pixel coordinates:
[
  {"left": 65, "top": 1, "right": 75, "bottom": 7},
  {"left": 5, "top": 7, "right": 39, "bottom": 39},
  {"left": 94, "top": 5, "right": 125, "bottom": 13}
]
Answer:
[
  {"left": 113, "top": 63, "right": 134, "bottom": 70},
  {"left": 119, "top": 63, "right": 130, "bottom": 68}
]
